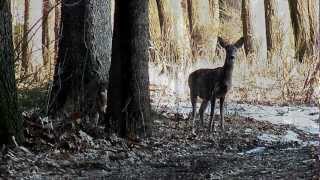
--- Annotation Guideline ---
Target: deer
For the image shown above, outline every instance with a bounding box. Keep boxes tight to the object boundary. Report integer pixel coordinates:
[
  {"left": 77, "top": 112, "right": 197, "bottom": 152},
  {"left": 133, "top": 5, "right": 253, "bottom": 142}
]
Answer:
[{"left": 188, "top": 37, "right": 244, "bottom": 133}]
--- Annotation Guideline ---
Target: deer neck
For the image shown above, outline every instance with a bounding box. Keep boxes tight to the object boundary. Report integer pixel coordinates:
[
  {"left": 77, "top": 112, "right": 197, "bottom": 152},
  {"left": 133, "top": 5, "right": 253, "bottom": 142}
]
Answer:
[{"left": 222, "top": 59, "right": 234, "bottom": 80}]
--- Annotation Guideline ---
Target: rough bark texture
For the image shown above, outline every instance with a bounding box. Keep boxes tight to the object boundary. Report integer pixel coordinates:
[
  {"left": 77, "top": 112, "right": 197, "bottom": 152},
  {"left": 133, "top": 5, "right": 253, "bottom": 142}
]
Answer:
[
  {"left": 0, "top": 0, "right": 24, "bottom": 145},
  {"left": 288, "top": 0, "right": 317, "bottom": 62},
  {"left": 264, "top": 0, "right": 282, "bottom": 62},
  {"left": 106, "top": 0, "right": 152, "bottom": 138},
  {"left": 42, "top": 0, "right": 55, "bottom": 79},
  {"left": 307, "top": 0, "right": 319, "bottom": 53},
  {"left": 187, "top": 0, "right": 219, "bottom": 59},
  {"left": 22, "top": 0, "right": 31, "bottom": 74},
  {"left": 49, "top": 0, "right": 112, "bottom": 124},
  {"left": 54, "top": 0, "right": 61, "bottom": 63},
  {"left": 156, "top": 0, "right": 191, "bottom": 63},
  {"left": 241, "top": 0, "right": 255, "bottom": 57}
]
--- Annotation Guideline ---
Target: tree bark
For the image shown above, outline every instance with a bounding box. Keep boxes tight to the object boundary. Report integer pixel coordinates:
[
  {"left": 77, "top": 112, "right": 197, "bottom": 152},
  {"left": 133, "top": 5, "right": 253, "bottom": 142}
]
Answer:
[
  {"left": 156, "top": 0, "right": 192, "bottom": 63},
  {"left": 288, "top": 0, "right": 317, "bottom": 62},
  {"left": 187, "top": 0, "right": 219, "bottom": 59},
  {"left": 241, "top": 0, "right": 255, "bottom": 57},
  {"left": 264, "top": 0, "right": 282, "bottom": 62},
  {"left": 106, "top": 0, "right": 152, "bottom": 138},
  {"left": 307, "top": 0, "right": 319, "bottom": 52},
  {"left": 22, "top": 0, "right": 31, "bottom": 74},
  {"left": 54, "top": 0, "right": 61, "bottom": 64},
  {"left": 42, "top": 0, "right": 55, "bottom": 79},
  {"left": 0, "top": 0, "right": 24, "bottom": 145},
  {"left": 49, "top": 0, "right": 112, "bottom": 125}
]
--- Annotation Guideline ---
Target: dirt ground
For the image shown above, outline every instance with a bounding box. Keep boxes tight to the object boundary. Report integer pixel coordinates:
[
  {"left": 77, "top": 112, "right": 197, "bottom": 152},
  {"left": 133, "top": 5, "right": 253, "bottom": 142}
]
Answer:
[{"left": 1, "top": 110, "right": 319, "bottom": 179}]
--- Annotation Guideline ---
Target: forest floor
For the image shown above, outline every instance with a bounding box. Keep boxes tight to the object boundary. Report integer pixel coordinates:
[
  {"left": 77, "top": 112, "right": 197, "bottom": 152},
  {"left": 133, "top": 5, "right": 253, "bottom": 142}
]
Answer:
[{"left": 1, "top": 107, "right": 319, "bottom": 179}]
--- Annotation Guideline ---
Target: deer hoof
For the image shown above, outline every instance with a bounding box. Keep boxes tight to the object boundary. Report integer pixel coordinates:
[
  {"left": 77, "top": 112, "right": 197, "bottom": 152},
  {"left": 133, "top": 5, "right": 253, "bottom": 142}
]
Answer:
[{"left": 192, "top": 128, "right": 197, "bottom": 136}]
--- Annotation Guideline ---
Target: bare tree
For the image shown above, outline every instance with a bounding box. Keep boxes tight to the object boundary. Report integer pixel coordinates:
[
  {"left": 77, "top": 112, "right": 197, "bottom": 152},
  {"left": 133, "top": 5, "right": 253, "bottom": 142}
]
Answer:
[
  {"left": 156, "top": 0, "right": 191, "bottom": 62},
  {"left": 241, "top": 0, "right": 255, "bottom": 57},
  {"left": 264, "top": 0, "right": 282, "bottom": 62},
  {"left": 187, "top": 0, "right": 219, "bottom": 59},
  {"left": 42, "top": 0, "right": 55, "bottom": 78},
  {"left": 22, "top": 0, "right": 31, "bottom": 74},
  {"left": 106, "top": 0, "right": 152, "bottom": 138},
  {"left": 54, "top": 0, "right": 61, "bottom": 63},
  {"left": 288, "top": 0, "right": 318, "bottom": 62},
  {"left": 49, "top": 0, "right": 113, "bottom": 126},
  {"left": 0, "top": 0, "right": 24, "bottom": 145}
]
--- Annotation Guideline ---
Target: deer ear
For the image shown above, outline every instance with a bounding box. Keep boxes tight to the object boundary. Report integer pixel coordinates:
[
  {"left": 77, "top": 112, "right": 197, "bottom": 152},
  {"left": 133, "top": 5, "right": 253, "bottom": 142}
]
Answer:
[
  {"left": 218, "top": 37, "right": 228, "bottom": 48},
  {"left": 234, "top": 37, "right": 244, "bottom": 48}
]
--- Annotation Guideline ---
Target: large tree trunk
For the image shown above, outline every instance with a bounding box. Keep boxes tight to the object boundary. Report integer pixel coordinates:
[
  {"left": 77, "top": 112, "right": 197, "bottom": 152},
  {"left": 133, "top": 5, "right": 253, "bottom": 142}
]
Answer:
[
  {"left": 288, "top": 0, "right": 317, "bottom": 62},
  {"left": 0, "top": 0, "right": 24, "bottom": 145},
  {"left": 49, "top": 0, "right": 113, "bottom": 126},
  {"left": 241, "top": 0, "right": 255, "bottom": 57},
  {"left": 106, "top": 0, "right": 152, "bottom": 138},
  {"left": 22, "top": 0, "right": 31, "bottom": 74},
  {"left": 187, "top": 0, "right": 219, "bottom": 59},
  {"left": 156, "top": 0, "right": 191, "bottom": 63},
  {"left": 264, "top": 0, "right": 282, "bottom": 62},
  {"left": 42, "top": 0, "right": 55, "bottom": 79}
]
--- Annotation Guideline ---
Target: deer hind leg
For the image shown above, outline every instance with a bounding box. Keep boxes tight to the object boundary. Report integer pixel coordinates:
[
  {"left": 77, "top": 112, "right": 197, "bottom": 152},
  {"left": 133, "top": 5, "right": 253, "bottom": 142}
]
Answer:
[
  {"left": 190, "top": 95, "right": 197, "bottom": 134},
  {"left": 219, "top": 97, "right": 225, "bottom": 131},
  {"left": 209, "top": 95, "right": 216, "bottom": 132},
  {"left": 199, "top": 99, "right": 209, "bottom": 127}
]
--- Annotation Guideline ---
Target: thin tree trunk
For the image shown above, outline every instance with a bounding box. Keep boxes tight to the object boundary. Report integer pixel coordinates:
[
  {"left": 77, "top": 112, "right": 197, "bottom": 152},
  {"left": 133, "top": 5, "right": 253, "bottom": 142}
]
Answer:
[
  {"left": 187, "top": 0, "right": 219, "bottom": 59},
  {"left": 54, "top": 0, "right": 61, "bottom": 64},
  {"left": 49, "top": 0, "right": 112, "bottom": 126},
  {"left": 288, "top": 0, "right": 315, "bottom": 62},
  {"left": 264, "top": 0, "right": 282, "bottom": 62},
  {"left": 0, "top": 0, "right": 24, "bottom": 145},
  {"left": 106, "top": 0, "right": 152, "bottom": 138},
  {"left": 241, "top": 0, "right": 255, "bottom": 57},
  {"left": 42, "top": 0, "right": 55, "bottom": 79},
  {"left": 148, "top": 0, "right": 161, "bottom": 62},
  {"left": 156, "top": 0, "right": 192, "bottom": 63},
  {"left": 22, "top": 0, "right": 31, "bottom": 74}
]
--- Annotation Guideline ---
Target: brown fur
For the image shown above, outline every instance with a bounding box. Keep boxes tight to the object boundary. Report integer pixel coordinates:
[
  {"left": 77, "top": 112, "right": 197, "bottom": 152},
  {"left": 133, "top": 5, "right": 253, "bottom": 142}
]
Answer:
[{"left": 188, "top": 37, "right": 244, "bottom": 133}]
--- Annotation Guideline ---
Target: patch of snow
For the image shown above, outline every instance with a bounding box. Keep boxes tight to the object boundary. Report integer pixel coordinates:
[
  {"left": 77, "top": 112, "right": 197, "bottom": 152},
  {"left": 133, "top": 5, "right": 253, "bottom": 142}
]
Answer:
[
  {"left": 228, "top": 104, "right": 320, "bottom": 135},
  {"left": 280, "top": 130, "right": 301, "bottom": 143},
  {"left": 302, "top": 141, "right": 319, "bottom": 147},
  {"left": 258, "top": 133, "right": 279, "bottom": 142},
  {"left": 239, "top": 147, "right": 266, "bottom": 155}
]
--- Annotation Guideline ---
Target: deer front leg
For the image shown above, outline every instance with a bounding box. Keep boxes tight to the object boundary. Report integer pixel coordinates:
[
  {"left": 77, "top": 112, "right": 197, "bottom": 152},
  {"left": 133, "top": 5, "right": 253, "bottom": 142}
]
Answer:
[
  {"left": 220, "top": 97, "right": 225, "bottom": 131},
  {"left": 199, "top": 99, "right": 209, "bottom": 127},
  {"left": 190, "top": 96, "right": 197, "bottom": 134},
  {"left": 209, "top": 96, "right": 216, "bottom": 132}
]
